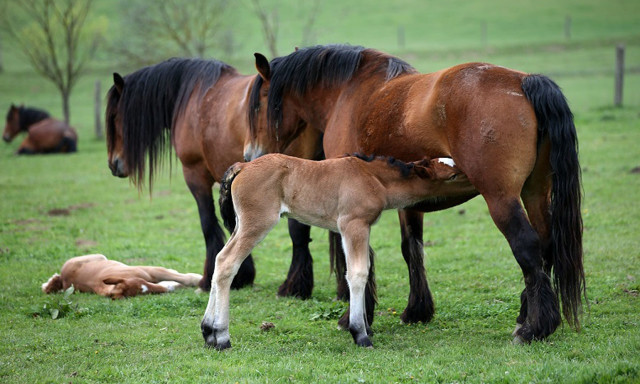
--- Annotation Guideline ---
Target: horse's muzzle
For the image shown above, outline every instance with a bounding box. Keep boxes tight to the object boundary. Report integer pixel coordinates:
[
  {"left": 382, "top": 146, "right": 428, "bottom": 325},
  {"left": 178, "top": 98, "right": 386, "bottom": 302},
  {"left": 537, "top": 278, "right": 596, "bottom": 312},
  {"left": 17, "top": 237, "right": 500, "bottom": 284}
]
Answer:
[
  {"left": 2, "top": 134, "right": 11, "bottom": 143},
  {"left": 109, "top": 158, "right": 127, "bottom": 178},
  {"left": 243, "top": 145, "right": 265, "bottom": 162}
]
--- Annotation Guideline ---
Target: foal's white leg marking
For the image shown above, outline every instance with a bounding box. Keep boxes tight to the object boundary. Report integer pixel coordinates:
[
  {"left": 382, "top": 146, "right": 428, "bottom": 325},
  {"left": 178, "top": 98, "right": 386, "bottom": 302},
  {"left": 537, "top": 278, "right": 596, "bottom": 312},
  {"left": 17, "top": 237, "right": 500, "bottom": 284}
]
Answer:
[
  {"left": 341, "top": 221, "right": 373, "bottom": 347},
  {"left": 158, "top": 281, "right": 181, "bottom": 291},
  {"left": 141, "top": 284, "right": 149, "bottom": 293},
  {"left": 436, "top": 157, "right": 456, "bottom": 167}
]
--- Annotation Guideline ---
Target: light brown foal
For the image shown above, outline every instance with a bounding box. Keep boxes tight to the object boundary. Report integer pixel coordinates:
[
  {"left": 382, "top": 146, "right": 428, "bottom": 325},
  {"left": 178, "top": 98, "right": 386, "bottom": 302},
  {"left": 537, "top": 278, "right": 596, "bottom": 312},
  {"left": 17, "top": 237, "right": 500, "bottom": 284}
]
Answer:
[
  {"left": 42, "top": 254, "right": 202, "bottom": 299},
  {"left": 201, "top": 154, "right": 475, "bottom": 350}
]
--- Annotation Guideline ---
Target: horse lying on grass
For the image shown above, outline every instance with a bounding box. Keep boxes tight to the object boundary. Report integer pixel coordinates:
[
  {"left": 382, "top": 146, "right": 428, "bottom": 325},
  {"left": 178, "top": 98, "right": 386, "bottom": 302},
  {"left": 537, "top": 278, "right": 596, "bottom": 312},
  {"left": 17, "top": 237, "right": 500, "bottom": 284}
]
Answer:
[
  {"left": 201, "top": 154, "right": 474, "bottom": 350},
  {"left": 3, "top": 104, "right": 77, "bottom": 154},
  {"left": 42, "top": 254, "right": 202, "bottom": 299}
]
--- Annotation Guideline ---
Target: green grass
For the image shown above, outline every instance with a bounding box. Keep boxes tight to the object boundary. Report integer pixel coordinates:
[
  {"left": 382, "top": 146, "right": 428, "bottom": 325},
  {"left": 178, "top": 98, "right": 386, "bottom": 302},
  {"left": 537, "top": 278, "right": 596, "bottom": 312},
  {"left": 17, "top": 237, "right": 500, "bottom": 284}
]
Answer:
[{"left": 1, "top": 0, "right": 640, "bottom": 383}]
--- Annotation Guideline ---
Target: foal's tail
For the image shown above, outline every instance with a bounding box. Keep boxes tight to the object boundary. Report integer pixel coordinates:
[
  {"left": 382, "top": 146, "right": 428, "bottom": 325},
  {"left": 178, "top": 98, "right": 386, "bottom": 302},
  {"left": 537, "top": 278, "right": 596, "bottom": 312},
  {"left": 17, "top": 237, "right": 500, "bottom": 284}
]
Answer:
[
  {"left": 219, "top": 162, "right": 244, "bottom": 233},
  {"left": 522, "top": 74, "right": 585, "bottom": 330}
]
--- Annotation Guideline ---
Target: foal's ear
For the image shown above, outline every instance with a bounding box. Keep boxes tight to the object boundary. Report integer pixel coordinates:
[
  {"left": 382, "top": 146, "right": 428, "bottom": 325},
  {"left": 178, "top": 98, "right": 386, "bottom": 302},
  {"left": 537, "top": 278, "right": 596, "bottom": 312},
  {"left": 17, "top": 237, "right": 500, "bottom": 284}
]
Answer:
[
  {"left": 413, "top": 161, "right": 436, "bottom": 179},
  {"left": 254, "top": 53, "right": 271, "bottom": 81},
  {"left": 113, "top": 73, "right": 124, "bottom": 94}
]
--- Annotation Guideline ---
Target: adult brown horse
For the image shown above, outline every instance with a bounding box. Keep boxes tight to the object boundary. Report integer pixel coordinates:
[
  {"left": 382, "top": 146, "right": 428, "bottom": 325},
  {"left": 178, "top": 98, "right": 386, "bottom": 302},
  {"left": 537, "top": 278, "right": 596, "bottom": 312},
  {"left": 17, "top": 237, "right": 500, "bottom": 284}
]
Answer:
[
  {"left": 106, "top": 58, "right": 322, "bottom": 293},
  {"left": 246, "top": 45, "right": 585, "bottom": 343},
  {"left": 3, "top": 104, "right": 77, "bottom": 154}
]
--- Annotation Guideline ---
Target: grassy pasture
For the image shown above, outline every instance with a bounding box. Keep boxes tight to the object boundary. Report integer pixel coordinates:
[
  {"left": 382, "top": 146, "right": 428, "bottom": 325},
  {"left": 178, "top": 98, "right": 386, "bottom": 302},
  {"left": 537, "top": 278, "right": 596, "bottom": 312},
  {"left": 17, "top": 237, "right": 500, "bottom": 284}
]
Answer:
[{"left": 1, "top": 0, "right": 639, "bottom": 382}]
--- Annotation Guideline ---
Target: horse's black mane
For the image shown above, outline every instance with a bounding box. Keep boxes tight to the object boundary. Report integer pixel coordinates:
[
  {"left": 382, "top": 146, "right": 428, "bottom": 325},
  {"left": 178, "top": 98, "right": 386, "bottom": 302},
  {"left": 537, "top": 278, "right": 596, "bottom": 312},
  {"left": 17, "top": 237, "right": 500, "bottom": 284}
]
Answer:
[
  {"left": 106, "top": 57, "right": 236, "bottom": 188},
  {"left": 350, "top": 153, "right": 416, "bottom": 178},
  {"left": 248, "top": 44, "right": 416, "bottom": 137},
  {"left": 11, "top": 106, "right": 50, "bottom": 131}
]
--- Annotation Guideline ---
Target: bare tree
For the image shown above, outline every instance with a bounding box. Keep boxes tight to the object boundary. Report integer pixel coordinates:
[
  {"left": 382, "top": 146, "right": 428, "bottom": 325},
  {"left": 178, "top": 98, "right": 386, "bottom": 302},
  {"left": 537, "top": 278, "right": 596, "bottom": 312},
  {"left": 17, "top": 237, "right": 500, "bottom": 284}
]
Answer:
[
  {"left": 0, "top": 0, "right": 101, "bottom": 124},
  {"left": 250, "top": 0, "right": 279, "bottom": 58},
  {"left": 112, "top": 0, "right": 233, "bottom": 67},
  {"left": 250, "top": 0, "right": 322, "bottom": 59}
]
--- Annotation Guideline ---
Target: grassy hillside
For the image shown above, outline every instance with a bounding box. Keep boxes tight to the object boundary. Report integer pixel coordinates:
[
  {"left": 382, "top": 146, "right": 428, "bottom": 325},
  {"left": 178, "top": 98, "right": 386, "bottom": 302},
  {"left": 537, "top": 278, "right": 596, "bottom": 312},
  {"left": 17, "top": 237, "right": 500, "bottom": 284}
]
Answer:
[{"left": 0, "top": 0, "right": 639, "bottom": 382}]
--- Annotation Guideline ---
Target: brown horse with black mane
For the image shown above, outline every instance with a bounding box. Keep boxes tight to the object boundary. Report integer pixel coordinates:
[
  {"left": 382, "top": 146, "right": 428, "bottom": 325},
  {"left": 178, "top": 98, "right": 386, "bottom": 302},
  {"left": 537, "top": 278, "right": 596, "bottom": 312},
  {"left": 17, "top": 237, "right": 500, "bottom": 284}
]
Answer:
[
  {"left": 202, "top": 154, "right": 473, "bottom": 350},
  {"left": 3, "top": 104, "right": 77, "bottom": 154},
  {"left": 246, "top": 45, "right": 585, "bottom": 343},
  {"left": 105, "top": 58, "right": 322, "bottom": 293}
]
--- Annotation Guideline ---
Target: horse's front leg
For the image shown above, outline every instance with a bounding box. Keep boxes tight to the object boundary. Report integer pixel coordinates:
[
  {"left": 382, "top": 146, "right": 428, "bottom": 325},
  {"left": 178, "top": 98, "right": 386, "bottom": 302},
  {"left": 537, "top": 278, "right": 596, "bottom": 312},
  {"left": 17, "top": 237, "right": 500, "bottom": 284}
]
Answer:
[
  {"left": 184, "top": 166, "right": 255, "bottom": 291},
  {"left": 340, "top": 220, "right": 373, "bottom": 348},
  {"left": 277, "top": 219, "right": 314, "bottom": 299},
  {"left": 398, "top": 209, "right": 434, "bottom": 323}
]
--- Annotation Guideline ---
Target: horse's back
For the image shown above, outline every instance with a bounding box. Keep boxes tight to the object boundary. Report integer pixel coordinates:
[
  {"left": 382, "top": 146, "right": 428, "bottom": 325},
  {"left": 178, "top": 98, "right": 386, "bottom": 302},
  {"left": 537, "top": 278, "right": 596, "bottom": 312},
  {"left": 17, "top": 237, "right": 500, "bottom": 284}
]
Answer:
[{"left": 27, "top": 118, "right": 77, "bottom": 153}]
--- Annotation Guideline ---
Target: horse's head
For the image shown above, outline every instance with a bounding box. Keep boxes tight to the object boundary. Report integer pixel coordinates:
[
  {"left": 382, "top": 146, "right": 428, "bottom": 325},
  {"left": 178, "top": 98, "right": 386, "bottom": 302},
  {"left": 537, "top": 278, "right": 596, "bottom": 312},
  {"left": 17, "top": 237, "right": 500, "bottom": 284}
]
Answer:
[
  {"left": 3, "top": 104, "right": 21, "bottom": 143},
  {"left": 245, "top": 52, "right": 313, "bottom": 161},
  {"left": 106, "top": 73, "right": 128, "bottom": 178}
]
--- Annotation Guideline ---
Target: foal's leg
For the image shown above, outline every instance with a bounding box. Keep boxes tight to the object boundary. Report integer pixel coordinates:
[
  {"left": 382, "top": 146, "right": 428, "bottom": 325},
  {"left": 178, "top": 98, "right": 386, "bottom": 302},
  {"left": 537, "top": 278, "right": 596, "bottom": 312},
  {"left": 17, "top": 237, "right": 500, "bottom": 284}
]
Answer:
[
  {"left": 340, "top": 220, "right": 373, "bottom": 347},
  {"left": 202, "top": 218, "right": 278, "bottom": 350},
  {"left": 398, "top": 209, "right": 434, "bottom": 323},
  {"left": 485, "top": 197, "right": 560, "bottom": 342},
  {"left": 335, "top": 232, "right": 377, "bottom": 329},
  {"left": 136, "top": 266, "right": 202, "bottom": 287},
  {"left": 184, "top": 166, "right": 255, "bottom": 291}
]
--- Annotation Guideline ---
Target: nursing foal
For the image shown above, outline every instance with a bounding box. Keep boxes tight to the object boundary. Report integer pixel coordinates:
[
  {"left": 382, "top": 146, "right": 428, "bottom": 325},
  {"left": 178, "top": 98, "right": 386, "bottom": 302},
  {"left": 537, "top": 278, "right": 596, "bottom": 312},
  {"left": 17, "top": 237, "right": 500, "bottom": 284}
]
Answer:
[{"left": 201, "top": 154, "right": 474, "bottom": 349}]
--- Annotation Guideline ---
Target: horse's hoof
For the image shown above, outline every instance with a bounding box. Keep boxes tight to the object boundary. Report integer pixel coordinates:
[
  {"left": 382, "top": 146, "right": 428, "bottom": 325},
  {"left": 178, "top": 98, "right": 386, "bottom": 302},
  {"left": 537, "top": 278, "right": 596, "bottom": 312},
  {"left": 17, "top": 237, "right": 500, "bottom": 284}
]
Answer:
[
  {"left": 356, "top": 336, "right": 373, "bottom": 348},
  {"left": 512, "top": 323, "right": 523, "bottom": 337},
  {"left": 512, "top": 335, "right": 526, "bottom": 345},
  {"left": 214, "top": 340, "right": 232, "bottom": 351}
]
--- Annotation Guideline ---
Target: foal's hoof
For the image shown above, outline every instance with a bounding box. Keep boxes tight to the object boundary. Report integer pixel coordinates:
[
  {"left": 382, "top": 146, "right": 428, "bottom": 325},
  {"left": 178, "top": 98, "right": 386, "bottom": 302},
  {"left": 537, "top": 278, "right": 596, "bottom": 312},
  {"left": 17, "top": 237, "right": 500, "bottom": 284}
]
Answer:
[{"left": 201, "top": 323, "right": 216, "bottom": 346}]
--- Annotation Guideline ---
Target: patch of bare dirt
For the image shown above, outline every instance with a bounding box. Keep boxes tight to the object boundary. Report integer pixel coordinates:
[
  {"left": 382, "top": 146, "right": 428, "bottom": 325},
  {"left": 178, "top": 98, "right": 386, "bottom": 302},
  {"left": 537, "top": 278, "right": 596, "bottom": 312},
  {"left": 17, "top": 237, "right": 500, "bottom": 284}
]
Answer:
[{"left": 75, "top": 239, "right": 98, "bottom": 248}]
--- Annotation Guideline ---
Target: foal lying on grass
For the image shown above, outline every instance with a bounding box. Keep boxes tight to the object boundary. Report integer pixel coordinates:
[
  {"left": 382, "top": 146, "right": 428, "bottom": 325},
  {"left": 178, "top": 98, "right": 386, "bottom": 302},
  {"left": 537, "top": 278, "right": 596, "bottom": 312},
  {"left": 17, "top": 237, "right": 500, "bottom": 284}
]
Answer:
[
  {"left": 42, "top": 254, "right": 202, "bottom": 299},
  {"left": 201, "top": 153, "right": 474, "bottom": 350}
]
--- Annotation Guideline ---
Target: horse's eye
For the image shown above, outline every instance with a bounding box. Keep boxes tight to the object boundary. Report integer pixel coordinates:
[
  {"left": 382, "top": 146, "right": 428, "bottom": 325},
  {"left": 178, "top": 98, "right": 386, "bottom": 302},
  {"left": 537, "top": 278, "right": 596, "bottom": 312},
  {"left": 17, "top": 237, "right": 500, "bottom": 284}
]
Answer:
[{"left": 448, "top": 174, "right": 458, "bottom": 181}]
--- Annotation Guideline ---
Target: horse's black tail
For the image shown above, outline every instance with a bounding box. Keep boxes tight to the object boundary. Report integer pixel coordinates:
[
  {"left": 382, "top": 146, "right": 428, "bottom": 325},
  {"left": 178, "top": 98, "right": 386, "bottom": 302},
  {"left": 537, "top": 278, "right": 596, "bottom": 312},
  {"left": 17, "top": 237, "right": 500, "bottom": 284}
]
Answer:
[
  {"left": 522, "top": 74, "right": 585, "bottom": 330},
  {"left": 219, "top": 162, "right": 244, "bottom": 234}
]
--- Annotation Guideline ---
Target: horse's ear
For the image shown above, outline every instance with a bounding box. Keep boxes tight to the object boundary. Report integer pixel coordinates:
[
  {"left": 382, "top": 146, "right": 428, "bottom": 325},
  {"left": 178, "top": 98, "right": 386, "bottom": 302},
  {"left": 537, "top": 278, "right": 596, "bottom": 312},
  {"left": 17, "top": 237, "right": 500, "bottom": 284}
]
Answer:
[
  {"left": 254, "top": 53, "right": 271, "bottom": 81},
  {"left": 113, "top": 73, "right": 124, "bottom": 94}
]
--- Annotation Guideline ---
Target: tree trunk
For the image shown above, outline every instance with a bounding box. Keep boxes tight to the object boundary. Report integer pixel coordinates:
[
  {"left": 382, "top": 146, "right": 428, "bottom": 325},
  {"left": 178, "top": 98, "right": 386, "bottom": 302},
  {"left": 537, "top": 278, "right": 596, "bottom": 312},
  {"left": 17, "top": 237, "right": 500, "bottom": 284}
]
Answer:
[{"left": 62, "top": 90, "right": 70, "bottom": 125}]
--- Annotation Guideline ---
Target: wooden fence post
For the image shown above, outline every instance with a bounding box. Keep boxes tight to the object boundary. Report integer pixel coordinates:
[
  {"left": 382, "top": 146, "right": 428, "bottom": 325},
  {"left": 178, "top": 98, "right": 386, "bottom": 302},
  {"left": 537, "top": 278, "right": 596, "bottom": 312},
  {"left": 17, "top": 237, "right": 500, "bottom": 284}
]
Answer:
[
  {"left": 94, "top": 80, "right": 103, "bottom": 139},
  {"left": 614, "top": 44, "right": 625, "bottom": 107},
  {"left": 397, "top": 26, "right": 405, "bottom": 50},
  {"left": 481, "top": 21, "right": 488, "bottom": 48},
  {"left": 0, "top": 35, "right": 4, "bottom": 74}
]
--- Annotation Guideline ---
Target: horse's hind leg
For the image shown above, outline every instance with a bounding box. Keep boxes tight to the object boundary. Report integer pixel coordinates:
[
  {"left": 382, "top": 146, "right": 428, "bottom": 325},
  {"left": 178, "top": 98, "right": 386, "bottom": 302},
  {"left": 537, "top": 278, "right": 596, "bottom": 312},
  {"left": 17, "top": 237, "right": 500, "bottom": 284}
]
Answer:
[
  {"left": 518, "top": 155, "right": 553, "bottom": 333},
  {"left": 485, "top": 196, "right": 560, "bottom": 342},
  {"left": 277, "top": 219, "right": 314, "bottom": 299},
  {"left": 398, "top": 209, "right": 434, "bottom": 323}
]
